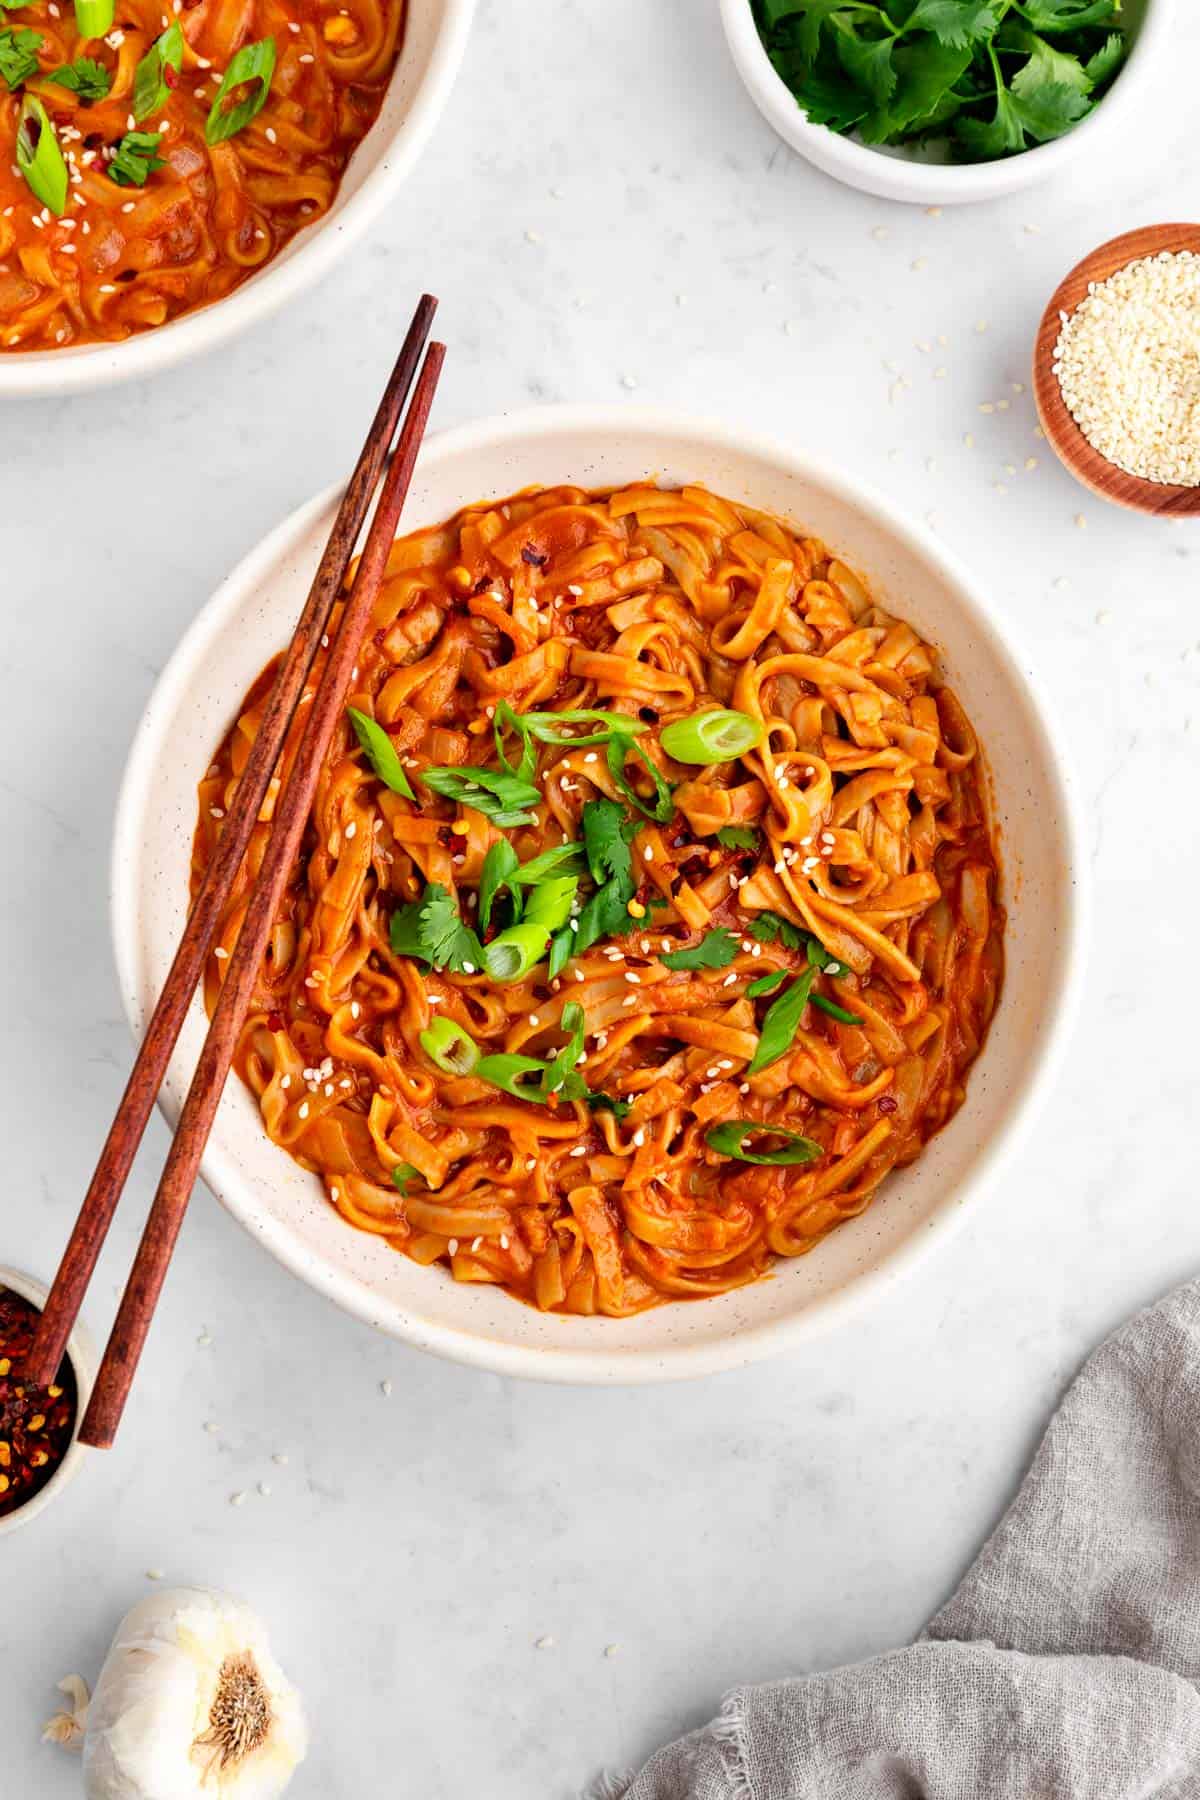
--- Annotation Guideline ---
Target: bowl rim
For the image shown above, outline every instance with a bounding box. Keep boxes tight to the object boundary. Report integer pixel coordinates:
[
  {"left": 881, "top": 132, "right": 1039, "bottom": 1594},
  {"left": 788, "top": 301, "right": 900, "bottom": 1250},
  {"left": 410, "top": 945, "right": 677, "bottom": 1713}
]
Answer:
[
  {"left": 0, "top": 0, "right": 475, "bottom": 398},
  {"left": 110, "top": 403, "right": 1090, "bottom": 1383},
  {"left": 718, "top": 0, "right": 1172, "bottom": 203},
  {"left": 0, "top": 1264, "right": 94, "bottom": 1535}
]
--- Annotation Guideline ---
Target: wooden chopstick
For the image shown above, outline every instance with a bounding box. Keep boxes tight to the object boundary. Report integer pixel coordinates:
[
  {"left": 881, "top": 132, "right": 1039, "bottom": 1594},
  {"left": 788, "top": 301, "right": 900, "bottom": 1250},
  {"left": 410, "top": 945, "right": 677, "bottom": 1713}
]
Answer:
[
  {"left": 24, "top": 296, "right": 438, "bottom": 1398},
  {"left": 78, "top": 338, "right": 446, "bottom": 1448}
]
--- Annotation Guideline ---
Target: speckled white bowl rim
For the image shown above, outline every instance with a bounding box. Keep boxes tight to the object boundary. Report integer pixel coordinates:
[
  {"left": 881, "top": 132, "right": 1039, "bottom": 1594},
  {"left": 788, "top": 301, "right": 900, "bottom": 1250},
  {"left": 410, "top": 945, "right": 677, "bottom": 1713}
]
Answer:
[
  {"left": 111, "top": 405, "right": 1089, "bottom": 1384},
  {"left": 0, "top": 1265, "right": 95, "bottom": 1535},
  {"left": 0, "top": 0, "right": 474, "bottom": 397},
  {"left": 718, "top": 0, "right": 1171, "bottom": 207}
]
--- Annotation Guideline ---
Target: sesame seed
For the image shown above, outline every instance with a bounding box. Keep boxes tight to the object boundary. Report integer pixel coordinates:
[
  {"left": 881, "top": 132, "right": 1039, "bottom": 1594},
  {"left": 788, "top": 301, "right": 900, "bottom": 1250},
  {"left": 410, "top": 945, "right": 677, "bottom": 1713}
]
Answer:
[{"left": 448, "top": 1239, "right": 458, "bottom": 1256}]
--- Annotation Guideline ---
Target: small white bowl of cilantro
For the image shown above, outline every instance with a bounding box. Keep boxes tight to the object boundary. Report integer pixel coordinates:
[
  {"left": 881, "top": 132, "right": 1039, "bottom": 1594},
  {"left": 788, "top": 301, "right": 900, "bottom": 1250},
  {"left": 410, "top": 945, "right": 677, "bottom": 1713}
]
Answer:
[{"left": 721, "top": 0, "right": 1170, "bottom": 204}]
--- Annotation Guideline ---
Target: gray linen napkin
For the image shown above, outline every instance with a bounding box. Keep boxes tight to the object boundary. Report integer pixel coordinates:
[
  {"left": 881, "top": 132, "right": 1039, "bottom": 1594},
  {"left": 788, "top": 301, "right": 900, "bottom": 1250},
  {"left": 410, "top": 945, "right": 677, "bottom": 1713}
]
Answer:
[{"left": 599, "top": 1278, "right": 1200, "bottom": 1799}]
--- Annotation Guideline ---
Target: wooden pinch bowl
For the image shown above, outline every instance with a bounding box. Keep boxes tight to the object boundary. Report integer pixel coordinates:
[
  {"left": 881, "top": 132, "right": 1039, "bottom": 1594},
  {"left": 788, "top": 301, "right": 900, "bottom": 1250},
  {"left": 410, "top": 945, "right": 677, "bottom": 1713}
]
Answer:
[{"left": 1033, "top": 223, "right": 1200, "bottom": 518}]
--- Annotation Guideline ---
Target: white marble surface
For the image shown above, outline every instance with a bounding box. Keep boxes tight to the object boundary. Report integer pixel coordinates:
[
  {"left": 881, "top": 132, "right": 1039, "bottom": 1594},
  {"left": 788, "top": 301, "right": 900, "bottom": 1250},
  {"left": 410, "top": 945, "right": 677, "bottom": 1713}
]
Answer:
[{"left": 4, "top": 3, "right": 1200, "bottom": 1793}]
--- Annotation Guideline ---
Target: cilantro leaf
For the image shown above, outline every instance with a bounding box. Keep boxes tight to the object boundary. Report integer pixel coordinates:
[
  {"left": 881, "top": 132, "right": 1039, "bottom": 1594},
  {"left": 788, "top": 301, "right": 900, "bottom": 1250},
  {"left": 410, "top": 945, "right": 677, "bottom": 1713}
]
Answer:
[
  {"left": 389, "top": 883, "right": 484, "bottom": 974},
  {"left": 1011, "top": 30, "right": 1092, "bottom": 96},
  {"left": 582, "top": 797, "right": 635, "bottom": 889},
  {"left": 747, "top": 911, "right": 806, "bottom": 951},
  {"left": 660, "top": 929, "right": 740, "bottom": 972},
  {"left": 47, "top": 55, "right": 111, "bottom": 101},
  {"left": 1017, "top": 0, "right": 1117, "bottom": 29},
  {"left": 0, "top": 26, "right": 41, "bottom": 89},
  {"left": 587, "top": 1091, "right": 632, "bottom": 1122},
  {"left": 778, "top": 59, "right": 872, "bottom": 131},
  {"left": 419, "top": 764, "right": 541, "bottom": 828},
  {"left": 108, "top": 129, "right": 165, "bottom": 187},
  {"left": 716, "top": 825, "right": 760, "bottom": 851},
  {"left": 903, "top": 0, "right": 1000, "bottom": 48},
  {"left": 1011, "top": 77, "right": 1090, "bottom": 139},
  {"left": 834, "top": 22, "right": 897, "bottom": 106},
  {"left": 1084, "top": 30, "right": 1125, "bottom": 86},
  {"left": 954, "top": 82, "right": 1025, "bottom": 155},
  {"left": 861, "top": 37, "right": 973, "bottom": 140}
]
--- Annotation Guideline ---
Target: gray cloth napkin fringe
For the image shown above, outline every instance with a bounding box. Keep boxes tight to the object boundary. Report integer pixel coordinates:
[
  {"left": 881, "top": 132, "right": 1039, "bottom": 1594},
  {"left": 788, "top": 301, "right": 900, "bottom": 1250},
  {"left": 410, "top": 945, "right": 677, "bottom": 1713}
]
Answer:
[{"left": 588, "top": 1277, "right": 1200, "bottom": 1799}]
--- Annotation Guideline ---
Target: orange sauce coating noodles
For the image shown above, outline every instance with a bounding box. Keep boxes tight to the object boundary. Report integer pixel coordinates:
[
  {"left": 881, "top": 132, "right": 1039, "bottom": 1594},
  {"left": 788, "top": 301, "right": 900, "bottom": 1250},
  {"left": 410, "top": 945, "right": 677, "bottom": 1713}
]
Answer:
[
  {"left": 0, "top": 0, "right": 404, "bottom": 350},
  {"left": 192, "top": 484, "right": 1004, "bottom": 1317}
]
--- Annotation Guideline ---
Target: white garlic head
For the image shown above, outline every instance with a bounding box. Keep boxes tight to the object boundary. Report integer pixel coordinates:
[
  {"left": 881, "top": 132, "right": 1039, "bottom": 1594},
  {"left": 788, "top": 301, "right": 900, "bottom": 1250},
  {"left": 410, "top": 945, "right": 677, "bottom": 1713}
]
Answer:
[{"left": 82, "top": 1587, "right": 307, "bottom": 1800}]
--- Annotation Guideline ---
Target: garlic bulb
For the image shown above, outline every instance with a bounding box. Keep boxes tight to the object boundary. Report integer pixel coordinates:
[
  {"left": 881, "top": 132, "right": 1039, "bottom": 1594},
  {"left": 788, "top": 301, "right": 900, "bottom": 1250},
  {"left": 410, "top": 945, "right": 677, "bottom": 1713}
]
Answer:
[{"left": 82, "top": 1587, "right": 307, "bottom": 1800}]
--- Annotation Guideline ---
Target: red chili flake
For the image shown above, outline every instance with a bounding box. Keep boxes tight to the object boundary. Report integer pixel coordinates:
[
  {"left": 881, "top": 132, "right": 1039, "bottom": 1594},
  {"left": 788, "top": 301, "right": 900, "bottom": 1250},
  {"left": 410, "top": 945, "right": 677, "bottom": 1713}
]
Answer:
[
  {"left": 267, "top": 1012, "right": 285, "bottom": 1033},
  {"left": 163, "top": 63, "right": 179, "bottom": 88},
  {"left": 0, "top": 1288, "right": 77, "bottom": 1519},
  {"left": 521, "top": 546, "right": 549, "bottom": 568},
  {"left": 877, "top": 1095, "right": 899, "bottom": 1115}
]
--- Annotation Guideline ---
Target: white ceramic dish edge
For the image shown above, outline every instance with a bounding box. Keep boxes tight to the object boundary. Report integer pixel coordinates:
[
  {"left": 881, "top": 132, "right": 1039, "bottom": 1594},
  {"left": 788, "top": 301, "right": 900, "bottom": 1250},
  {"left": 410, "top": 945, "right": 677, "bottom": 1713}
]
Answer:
[
  {"left": 110, "top": 405, "right": 1090, "bottom": 1384},
  {"left": 718, "top": 0, "right": 1171, "bottom": 206},
  {"left": 0, "top": 0, "right": 475, "bottom": 398},
  {"left": 0, "top": 1265, "right": 95, "bottom": 1536}
]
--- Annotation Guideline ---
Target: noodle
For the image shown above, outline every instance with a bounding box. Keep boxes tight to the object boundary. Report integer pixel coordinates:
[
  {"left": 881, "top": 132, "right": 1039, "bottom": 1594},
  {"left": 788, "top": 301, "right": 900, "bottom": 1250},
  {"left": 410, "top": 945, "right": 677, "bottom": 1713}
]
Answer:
[
  {"left": 0, "top": 0, "right": 405, "bottom": 352},
  {"left": 191, "top": 483, "right": 1005, "bottom": 1318}
]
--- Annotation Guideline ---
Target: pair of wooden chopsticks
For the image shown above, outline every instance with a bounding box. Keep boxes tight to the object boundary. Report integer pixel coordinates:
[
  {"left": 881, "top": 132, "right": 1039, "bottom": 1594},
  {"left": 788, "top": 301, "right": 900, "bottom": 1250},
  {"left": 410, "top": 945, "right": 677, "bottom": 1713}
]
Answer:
[{"left": 24, "top": 296, "right": 445, "bottom": 1447}]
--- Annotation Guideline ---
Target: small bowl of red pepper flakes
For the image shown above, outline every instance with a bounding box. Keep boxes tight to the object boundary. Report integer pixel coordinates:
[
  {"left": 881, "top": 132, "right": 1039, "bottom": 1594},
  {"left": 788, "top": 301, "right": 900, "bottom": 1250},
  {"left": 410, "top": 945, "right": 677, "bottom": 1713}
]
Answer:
[{"left": 0, "top": 1266, "right": 94, "bottom": 1536}]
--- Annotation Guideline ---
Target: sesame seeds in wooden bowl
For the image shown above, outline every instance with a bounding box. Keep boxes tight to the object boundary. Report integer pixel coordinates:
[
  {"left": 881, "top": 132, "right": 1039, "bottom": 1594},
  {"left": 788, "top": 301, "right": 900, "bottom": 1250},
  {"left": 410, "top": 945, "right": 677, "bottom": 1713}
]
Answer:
[{"left": 1033, "top": 223, "right": 1200, "bottom": 518}]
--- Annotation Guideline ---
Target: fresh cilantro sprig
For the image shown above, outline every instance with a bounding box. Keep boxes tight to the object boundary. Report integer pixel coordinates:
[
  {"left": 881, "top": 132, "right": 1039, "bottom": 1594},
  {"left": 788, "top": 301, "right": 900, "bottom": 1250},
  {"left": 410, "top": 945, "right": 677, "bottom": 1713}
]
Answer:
[
  {"left": 47, "top": 54, "right": 111, "bottom": 101},
  {"left": 751, "top": 0, "right": 1127, "bottom": 161},
  {"left": 108, "top": 128, "right": 165, "bottom": 187},
  {"left": 388, "top": 883, "right": 484, "bottom": 975},
  {"left": 0, "top": 26, "right": 42, "bottom": 89},
  {"left": 660, "top": 929, "right": 740, "bottom": 972}
]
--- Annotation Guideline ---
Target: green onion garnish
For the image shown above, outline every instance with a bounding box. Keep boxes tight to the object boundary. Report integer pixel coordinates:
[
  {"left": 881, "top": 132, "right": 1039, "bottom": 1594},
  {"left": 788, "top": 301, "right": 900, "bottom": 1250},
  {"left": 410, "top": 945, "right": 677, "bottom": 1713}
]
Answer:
[
  {"left": 745, "top": 968, "right": 787, "bottom": 998},
  {"left": 493, "top": 701, "right": 647, "bottom": 784},
  {"left": 809, "top": 992, "right": 863, "bottom": 1025},
  {"left": 132, "top": 19, "right": 183, "bottom": 122},
  {"left": 1, "top": 28, "right": 43, "bottom": 92},
  {"left": 419, "top": 764, "right": 541, "bottom": 828},
  {"left": 418, "top": 1016, "right": 479, "bottom": 1077},
  {"left": 108, "top": 128, "right": 165, "bottom": 187},
  {"left": 660, "top": 708, "right": 763, "bottom": 765},
  {"left": 16, "top": 94, "right": 67, "bottom": 214},
  {"left": 73, "top": 0, "right": 113, "bottom": 38},
  {"left": 347, "top": 706, "right": 416, "bottom": 802},
  {"left": 747, "top": 967, "right": 817, "bottom": 1076},
  {"left": 704, "top": 1121, "right": 823, "bottom": 1166},
  {"left": 483, "top": 922, "right": 550, "bottom": 982},
  {"left": 523, "top": 874, "right": 578, "bottom": 934},
  {"left": 606, "top": 734, "right": 675, "bottom": 823},
  {"left": 541, "top": 1000, "right": 586, "bottom": 1096},
  {"left": 391, "top": 1162, "right": 421, "bottom": 1196},
  {"left": 205, "top": 34, "right": 275, "bottom": 145},
  {"left": 472, "top": 1051, "right": 555, "bottom": 1102}
]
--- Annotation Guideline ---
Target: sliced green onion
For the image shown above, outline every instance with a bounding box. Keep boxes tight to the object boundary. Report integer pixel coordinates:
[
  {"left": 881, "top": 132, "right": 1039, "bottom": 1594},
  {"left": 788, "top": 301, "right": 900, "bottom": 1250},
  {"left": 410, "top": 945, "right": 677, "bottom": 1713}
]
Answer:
[
  {"left": 73, "top": 0, "right": 113, "bottom": 37},
  {"left": 704, "top": 1121, "right": 823, "bottom": 1166},
  {"left": 419, "top": 1016, "right": 479, "bottom": 1077},
  {"left": 133, "top": 19, "right": 183, "bottom": 122},
  {"left": 747, "top": 967, "right": 817, "bottom": 1076},
  {"left": 478, "top": 840, "right": 520, "bottom": 931},
  {"left": 660, "top": 708, "right": 763, "bottom": 765},
  {"left": 205, "top": 34, "right": 275, "bottom": 145},
  {"left": 473, "top": 1051, "right": 552, "bottom": 1102},
  {"left": 547, "top": 927, "right": 573, "bottom": 980},
  {"left": 16, "top": 95, "right": 67, "bottom": 215},
  {"left": 542, "top": 1001, "right": 586, "bottom": 1096},
  {"left": 523, "top": 874, "right": 578, "bottom": 933},
  {"left": 420, "top": 764, "right": 541, "bottom": 828},
  {"left": 606, "top": 734, "right": 675, "bottom": 823},
  {"left": 483, "top": 922, "right": 550, "bottom": 982},
  {"left": 391, "top": 1161, "right": 421, "bottom": 1195},
  {"left": 745, "top": 968, "right": 787, "bottom": 998},
  {"left": 347, "top": 706, "right": 416, "bottom": 801},
  {"left": 809, "top": 992, "right": 863, "bottom": 1025},
  {"left": 509, "top": 840, "right": 587, "bottom": 886}
]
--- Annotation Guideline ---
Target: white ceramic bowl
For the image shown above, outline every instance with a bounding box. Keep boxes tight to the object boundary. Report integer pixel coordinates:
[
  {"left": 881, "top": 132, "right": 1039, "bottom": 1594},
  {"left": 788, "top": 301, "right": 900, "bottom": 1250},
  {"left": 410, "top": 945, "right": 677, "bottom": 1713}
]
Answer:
[
  {"left": 111, "top": 406, "right": 1087, "bottom": 1383},
  {"left": 0, "top": 1265, "right": 94, "bottom": 1536},
  {"left": 0, "top": 0, "right": 474, "bottom": 397},
  {"left": 719, "top": 0, "right": 1168, "bottom": 206}
]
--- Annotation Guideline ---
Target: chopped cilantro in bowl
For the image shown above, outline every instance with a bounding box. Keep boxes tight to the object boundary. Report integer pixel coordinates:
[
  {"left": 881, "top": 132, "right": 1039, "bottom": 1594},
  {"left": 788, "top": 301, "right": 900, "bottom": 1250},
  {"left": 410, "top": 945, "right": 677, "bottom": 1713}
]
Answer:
[{"left": 749, "top": 0, "right": 1129, "bottom": 162}]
